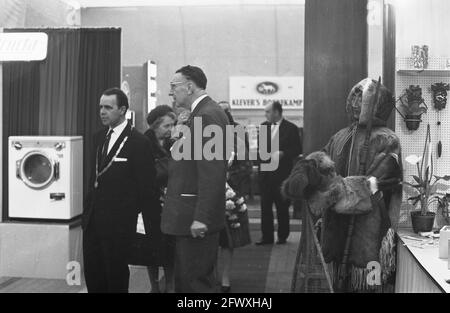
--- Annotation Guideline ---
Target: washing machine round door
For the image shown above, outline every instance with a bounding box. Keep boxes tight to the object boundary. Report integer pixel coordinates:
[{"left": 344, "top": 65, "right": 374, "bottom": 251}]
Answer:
[{"left": 20, "top": 151, "right": 55, "bottom": 189}]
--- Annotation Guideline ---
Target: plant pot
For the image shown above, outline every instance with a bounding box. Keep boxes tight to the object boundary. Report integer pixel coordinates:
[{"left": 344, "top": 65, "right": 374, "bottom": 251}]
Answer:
[
  {"left": 410, "top": 211, "right": 435, "bottom": 233},
  {"left": 404, "top": 115, "right": 422, "bottom": 131}
]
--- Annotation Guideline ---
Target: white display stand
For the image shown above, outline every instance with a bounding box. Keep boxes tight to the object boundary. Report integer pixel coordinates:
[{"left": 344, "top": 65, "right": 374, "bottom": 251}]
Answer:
[{"left": 0, "top": 219, "right": 82, "bottom": 280}]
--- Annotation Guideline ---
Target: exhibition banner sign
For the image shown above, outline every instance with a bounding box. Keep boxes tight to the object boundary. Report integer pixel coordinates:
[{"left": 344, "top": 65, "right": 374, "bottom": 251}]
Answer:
[
  {"left": 0, "top": 33, "right": 48, "bottom": 61},
  {"left": 229, "top": 76, "right": 303, "bottom": 110}
]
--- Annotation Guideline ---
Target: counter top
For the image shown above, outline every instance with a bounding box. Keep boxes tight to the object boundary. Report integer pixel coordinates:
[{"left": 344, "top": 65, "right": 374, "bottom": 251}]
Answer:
[{"left": 397, "top": 230, "right": 450, "bottom": 293}]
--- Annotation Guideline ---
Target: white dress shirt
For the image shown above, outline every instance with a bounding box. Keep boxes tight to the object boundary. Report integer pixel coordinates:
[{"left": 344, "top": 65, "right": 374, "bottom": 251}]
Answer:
[
  {"left": 107, "top": 119, "right": 128, "bottom": 153},
  {"left": 191, "top": 94, "right": 208, "bottom": 112},
  {"left": 271, "top": 118, "right": 283, "bottom": 140}
]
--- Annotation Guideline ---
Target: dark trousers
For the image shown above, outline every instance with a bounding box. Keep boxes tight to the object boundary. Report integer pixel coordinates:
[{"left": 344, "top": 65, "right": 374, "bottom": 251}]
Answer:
[
  {"left": 260, "top": 183, "right": 291, "bottom": 242},
  {"left": 83, "top": 227, "right": 131, "bottom": 293},
  {"left": 174, "top": 233, "right": 220, "bottom": 293}
]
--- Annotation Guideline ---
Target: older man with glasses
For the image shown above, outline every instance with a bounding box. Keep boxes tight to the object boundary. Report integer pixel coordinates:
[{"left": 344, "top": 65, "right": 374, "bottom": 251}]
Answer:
[{"left": 161, "top": 65, "right": 230, "bottom": 293}]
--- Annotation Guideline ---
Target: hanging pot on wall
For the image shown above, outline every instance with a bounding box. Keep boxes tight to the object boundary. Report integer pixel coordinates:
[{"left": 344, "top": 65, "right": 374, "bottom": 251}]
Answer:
[
  {"left": 404, "top": 114, "right": 422, "bottom": 131},
  {"left": 411, "top": 211, "right": 435, "bottom": 233},
  {"left": 393, "top": 87, "right": 427, "bottom": 132}
]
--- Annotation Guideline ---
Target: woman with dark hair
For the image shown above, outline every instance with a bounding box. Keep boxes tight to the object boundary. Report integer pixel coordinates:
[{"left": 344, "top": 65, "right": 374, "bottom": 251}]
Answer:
[{"left": 143, "top": 105, "right": 177, "bottom": 293}]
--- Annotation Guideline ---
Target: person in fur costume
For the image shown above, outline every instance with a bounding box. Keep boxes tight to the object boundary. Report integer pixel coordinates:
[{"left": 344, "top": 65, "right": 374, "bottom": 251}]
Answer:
[{"left": 283, "top": 78, "right": 403, "bottom": 292}]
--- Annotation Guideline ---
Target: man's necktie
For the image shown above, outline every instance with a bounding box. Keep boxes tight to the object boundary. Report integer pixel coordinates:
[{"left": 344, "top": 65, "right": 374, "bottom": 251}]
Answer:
[
  {"left": 271, "top": 122, "right": 279, "bottom": 140},
  {"left": 100, "top": 129, "right": 113, "bottom": 168}
]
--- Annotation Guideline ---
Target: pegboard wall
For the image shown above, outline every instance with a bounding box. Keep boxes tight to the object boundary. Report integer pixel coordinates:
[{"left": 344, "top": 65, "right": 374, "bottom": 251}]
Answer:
[{"left": 395, "top": 56, "right": 450, "bottom": 228}]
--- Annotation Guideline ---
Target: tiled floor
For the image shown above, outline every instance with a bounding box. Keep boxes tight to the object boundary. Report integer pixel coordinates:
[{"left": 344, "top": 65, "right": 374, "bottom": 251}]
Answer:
[{"left": 0, "top": 197, "right": 301, "bottom": 293}]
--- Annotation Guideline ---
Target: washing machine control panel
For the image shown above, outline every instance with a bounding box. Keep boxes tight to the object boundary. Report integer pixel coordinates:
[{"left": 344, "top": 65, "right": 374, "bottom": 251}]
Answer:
[{"left": 12, "top": 141, "right": 66, "bottom": 150}]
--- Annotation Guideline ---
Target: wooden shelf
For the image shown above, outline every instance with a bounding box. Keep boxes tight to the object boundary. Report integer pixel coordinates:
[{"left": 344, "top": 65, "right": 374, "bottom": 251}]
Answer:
[{"left": 397, "top": 69, "right": 450, "bottom": 76}]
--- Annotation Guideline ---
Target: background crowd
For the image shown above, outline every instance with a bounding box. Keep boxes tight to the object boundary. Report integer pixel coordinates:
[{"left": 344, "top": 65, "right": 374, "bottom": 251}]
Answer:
[{"left": 82, "top": 65, "right": 303, "bottom": 293}]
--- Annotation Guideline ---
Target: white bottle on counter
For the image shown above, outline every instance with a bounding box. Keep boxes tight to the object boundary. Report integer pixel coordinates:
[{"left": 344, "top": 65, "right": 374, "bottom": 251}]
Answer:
[{"left": 439, "top": 226, "right": 450, "bottom": 259}]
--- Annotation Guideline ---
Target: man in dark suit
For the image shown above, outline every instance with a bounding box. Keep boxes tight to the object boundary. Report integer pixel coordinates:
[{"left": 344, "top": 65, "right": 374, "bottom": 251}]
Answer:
[
  {"left": 256, "top": 101, "right": 302, "bottom": 245},
  {"left": 161, "top": 66, "right": 229, "bottom": 293},
  {"left": 82, "top": 88, "right": 156, "bottom": 293}
]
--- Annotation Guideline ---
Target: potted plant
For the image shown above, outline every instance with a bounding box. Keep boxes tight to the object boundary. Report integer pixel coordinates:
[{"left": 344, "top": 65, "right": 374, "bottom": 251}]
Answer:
[
  {"left": 404, "top": 125, "right": 450, "bottom": 233},
  {"left": 397, "top": 85, "right": 428, "bottom": 131}
]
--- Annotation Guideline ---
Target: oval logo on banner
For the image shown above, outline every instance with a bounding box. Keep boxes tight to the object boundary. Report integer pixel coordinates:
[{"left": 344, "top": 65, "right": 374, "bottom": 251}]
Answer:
[{"left": 256, "top": 82, "right": 279, "bottom": 95}]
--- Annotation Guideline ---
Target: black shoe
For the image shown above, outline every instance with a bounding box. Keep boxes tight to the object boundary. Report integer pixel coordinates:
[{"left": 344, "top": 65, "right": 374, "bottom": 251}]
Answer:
[
  {"left": 221, "top": 285, "right": 231, "bottom": 293},
  {"left": 255, "top": 240, "right": 274, "bottom": 246},
  {"left": 276, "top": 239, "right": 287, "bottom": 245}
]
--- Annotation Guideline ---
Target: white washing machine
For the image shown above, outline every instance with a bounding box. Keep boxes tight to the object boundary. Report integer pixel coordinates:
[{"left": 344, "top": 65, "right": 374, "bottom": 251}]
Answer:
[{"left": 8, "top": 136, "right": 83, "bottom": 220}]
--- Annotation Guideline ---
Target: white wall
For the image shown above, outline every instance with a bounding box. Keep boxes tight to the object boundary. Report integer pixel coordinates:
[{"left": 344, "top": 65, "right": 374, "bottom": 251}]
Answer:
[
  {"left": 396, "top": 0, "right": 450, "bottom": 58},
  {"left": 368, "top": 0, "right": 384, "bottom": 79},
  {"left": 0, "top": 0, "right": 27, "bottom": 27},
  {"left": 81, "top": 5, "right": 304, "bottom": 126},
  {"left": 0, "top": 0, "right": 80, "bottom": 28},
  {"left": 25, "top": 0, "right": 80, "bottom": 27}
]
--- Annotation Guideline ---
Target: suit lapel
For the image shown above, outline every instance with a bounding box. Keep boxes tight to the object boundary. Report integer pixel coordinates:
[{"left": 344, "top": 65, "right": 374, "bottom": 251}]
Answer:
[
  {"left": 100, "top": 122, "right": 132, "bottom": 171},
  {"left": 97, "top": 129, "right": 108, "bottom": 170},
  {"left": 186, "top": 96, "right": 211, "bottom": 126},
  {"left": 275, "top": 119, "right": 286, "bottom": 142}
]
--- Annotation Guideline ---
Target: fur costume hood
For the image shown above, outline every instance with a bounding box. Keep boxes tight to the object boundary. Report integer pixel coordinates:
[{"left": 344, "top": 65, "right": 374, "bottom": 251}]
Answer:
[{"left": 346, "top": 78, "right": 394, "bottom": 127}]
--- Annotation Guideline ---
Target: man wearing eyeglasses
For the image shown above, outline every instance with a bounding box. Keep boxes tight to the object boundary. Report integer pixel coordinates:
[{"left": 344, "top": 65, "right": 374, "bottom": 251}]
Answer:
[{"left": 161, "top": 65, "right": 229, "bottom": 293}]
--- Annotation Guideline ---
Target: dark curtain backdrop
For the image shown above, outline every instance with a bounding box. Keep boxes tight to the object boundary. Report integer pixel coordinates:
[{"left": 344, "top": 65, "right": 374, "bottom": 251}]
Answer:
[
  {"left": 78, "top": 29, "right": 122, "bottom": 197},
  {"left": 2, "top": 62, "right": 41, "bottom": 220},
  {"left": 2, "top": 28, "right": 121, "bottom": 220},
  {"left": 38, "top": 30, "right": 81, "bottom": 135}
]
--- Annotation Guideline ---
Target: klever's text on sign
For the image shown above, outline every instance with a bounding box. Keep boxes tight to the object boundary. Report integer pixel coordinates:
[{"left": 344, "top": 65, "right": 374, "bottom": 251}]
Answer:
[{"left": 229, "top": 76, "right": 304, "bottom": 110}]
